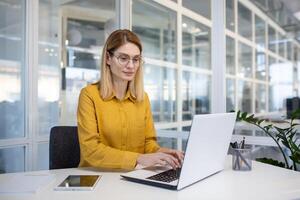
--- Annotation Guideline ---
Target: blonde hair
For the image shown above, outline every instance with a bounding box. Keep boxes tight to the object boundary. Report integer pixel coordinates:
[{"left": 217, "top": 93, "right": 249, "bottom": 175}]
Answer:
[{"left": 100, "top": 29, "right": 144, "bottom": 102}]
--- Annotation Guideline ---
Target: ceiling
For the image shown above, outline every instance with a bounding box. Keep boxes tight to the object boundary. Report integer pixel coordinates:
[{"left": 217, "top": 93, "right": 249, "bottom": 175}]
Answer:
[
  {"left": 282, "top": 0, "right": 300, "bottom": 16},
  {"left": 278, "top": 0, "right": 300, "bottom": 41},
  {"left": 251, "top": 0, "right": 300, "bottom": 41}
]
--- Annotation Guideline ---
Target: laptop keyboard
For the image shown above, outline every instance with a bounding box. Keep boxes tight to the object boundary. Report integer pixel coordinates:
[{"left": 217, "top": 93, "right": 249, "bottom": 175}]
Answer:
[{"left": 146, "top": 168, "right": 181, "bottom": 183}]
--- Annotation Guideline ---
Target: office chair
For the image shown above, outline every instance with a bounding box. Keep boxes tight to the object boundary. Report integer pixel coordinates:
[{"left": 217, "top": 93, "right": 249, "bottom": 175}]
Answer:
[{"left": 49, "top": 126, "right": 80, "bottom": 169}]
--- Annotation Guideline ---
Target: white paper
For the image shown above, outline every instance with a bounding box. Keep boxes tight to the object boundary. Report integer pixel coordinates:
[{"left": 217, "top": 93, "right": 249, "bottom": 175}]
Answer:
[{"left": 0, "top": 174, "right": 55, "bottom": 194}]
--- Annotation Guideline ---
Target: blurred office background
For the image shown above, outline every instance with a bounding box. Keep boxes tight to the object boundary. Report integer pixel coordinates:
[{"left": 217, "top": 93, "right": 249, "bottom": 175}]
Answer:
[{"left": 1, "top": 0, "right": 300, "bottom": 173}]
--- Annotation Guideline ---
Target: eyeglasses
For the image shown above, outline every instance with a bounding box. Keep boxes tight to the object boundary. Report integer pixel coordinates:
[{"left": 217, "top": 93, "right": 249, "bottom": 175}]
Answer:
[{"left": 110, "top": 52, "right": 143, "bottom": 67}]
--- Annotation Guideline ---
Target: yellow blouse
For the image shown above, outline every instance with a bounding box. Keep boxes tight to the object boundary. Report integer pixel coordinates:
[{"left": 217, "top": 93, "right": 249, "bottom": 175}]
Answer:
[{"left": 77, "top": 83, "right": 160, "bottom": 170}]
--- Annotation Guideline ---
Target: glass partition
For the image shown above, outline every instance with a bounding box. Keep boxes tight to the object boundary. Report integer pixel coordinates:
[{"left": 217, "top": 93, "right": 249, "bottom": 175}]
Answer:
[
  {"left": 226, "top": 36, "right": 235, "bottom": 75},
  {"left": 269, "top": 60, "right": 293, "bottom": 111},
  {"left": 132, "top": 0, "right": 177, "bottom": 63},
  {"left": 268, "top": 25, "right": 276, "bottom": 53},
  {"left": 144, "top": 64, "right": 177, "bottom": 122},
  {"left": 238, "top": 42, "right": 252, "bottom": 78},
  {"left": 278, "top": 33, "right": 285, "bottom": 58},
  {"left": 182, "top": 71, "right": 211, "bottom": 120},
  {"left": 226, "top": 0, "right": 235, "bottom": 32},
  {"left": 238, "top": 2, "right": 252, "bottom": 41},
  {"left": 226, "top": 78, "right": 235, "bottom": 112},
  {"left": 0, "top": 0, "right": 25, "bottom": 139},
  {"left": 255, "top": 15, "right": 266, "bottom": 49},
  {"left": 182, "top": 16, "right": 211, "bottom": 69},
  {"left": 238, "top": 80, "right": 252, "bottom": 113},
  {"left": 255, "top": 50, "right": 266, "bottom": 80},
  {"left": 255, "top": 83, "right": 267, "bottom": 113},
  {"left": 0, "top": 146, "right": 25, "bottom": 173}
]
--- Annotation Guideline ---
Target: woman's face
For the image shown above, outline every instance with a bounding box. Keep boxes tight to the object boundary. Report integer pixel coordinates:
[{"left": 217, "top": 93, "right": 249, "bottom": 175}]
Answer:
[{"left": 107, "top": 42, "right": 141, "bottom": 82}]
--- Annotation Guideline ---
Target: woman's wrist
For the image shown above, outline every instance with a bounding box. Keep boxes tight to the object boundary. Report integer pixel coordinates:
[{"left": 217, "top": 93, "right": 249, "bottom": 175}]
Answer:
[
  {"left": 136, "top": 153, "right": 142, "bottom": 164},
  {"left": 157, "top": 147, "right": 169, "bottom": 153}
]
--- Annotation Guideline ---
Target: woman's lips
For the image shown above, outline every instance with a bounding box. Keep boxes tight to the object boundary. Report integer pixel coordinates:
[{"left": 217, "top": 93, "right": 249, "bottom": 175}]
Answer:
[{"left": 123, "top": 71, "right": 134, "bottom": 76}]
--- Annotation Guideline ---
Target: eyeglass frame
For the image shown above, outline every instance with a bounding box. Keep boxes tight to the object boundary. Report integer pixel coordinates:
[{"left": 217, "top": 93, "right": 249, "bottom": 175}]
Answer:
[{"left": 108, "top": 51, "right": 144, "bottom": 67}]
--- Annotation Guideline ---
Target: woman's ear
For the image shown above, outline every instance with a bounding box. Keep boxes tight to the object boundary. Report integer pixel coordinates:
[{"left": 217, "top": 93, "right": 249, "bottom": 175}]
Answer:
[{"left": 106, "top": 52, "right": 111, "bottom": 66}]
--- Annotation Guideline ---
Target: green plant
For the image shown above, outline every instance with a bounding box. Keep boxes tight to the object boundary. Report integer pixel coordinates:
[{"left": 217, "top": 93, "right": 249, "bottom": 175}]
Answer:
[{"left": 237, "top": 109, "right": 300, "bottom": 171}]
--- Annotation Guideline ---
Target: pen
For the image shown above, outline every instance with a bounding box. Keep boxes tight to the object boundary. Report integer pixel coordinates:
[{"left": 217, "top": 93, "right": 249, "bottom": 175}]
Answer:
[
  {"left": 231, "top": 142, "right": 241, "bottom": 170},
  {"left": 241, "top": 137, "right": 245, "bottom": 149},
  {"left": 233, "top": 142, "right": 238, "bottom": 148}
]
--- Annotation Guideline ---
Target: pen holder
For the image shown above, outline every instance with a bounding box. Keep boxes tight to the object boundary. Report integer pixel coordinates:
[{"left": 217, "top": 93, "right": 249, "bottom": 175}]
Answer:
[{"left": 232, "top": 148, "right": 252, "bottom": 171}]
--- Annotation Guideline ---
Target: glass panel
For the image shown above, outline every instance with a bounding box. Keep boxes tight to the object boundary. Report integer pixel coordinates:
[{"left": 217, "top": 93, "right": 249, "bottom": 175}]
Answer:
[
  {"left": 268, "top": 25, "right": 276, "bottom": 53},
  {"left": 269, "top": 60, "right": 293, "bottom": 111},
  {"left": 255, "top": 15, "right": 265, "bottom": 49},
  {"left": 269, "top": 60, "right": 293, "bottom": 83},
  {"left": 157, "top": 137, "right": 177, "bottom": 149},
  {"left": 255, "top": 130, "right": 276, "bottom": 137},
  {"left": 226, "top": 36, "right": 235, "bottom": 75},
  {"left": 66, "top": 18, "right": 103, "bottom": 69},
  {"left": 226, "top": 0, "right": 235, "bottom": 31},
  {"left": 182, "top": 126, "right": 191, "bottom": 132},
  {"left": 132, "top": 0, "right": 177, "bottom": 63},
  {"left": 0, "top": 0, "right": 25, "bottom": 139},
  {"left": 182, "top": 138, "right": 188, "bottom": 151},
  {"left": 182, "top": 16, "right": 211, "bottom": 69},
  {"left": 268, "top": 56, "right": 276, "bottom": 83},
  {"left": 238, "top": 3, "right": 252, "bottom": 40},
  {"left": 37, "top": 143, "right": 49, "bottom": 170},
  {"left": 38, "top": 0, "right": 60, "bottom": 134},
  {"left": 182, "top": 0, "right": 211, "bottom": 19},
  {"left": 144, "top": 64, "right": 177, "bottom": 122},
  {"left": 233, "top": 129, "right": 253, "bottom": 136},
  {"left": 226, "top": 78, "right": 235, "bottom": 112},
  {"left": 269, "top": 84, "right": 293, "bottom": 112},
  {"left": 255, "top": 50, "right": 266, "bottom": 80},
  {"left": 0, "top": 146, "right": 25, "bottom": 173},
  {"left": 278, "top": 34, "right": 285, "bottom": 58},
  {"left": 238, "top": 42, "right": 252, "bottom": 78},
  {"left": 255, "top": 84, "right": 267, "bottom": 113},
  {"left": 287, "top": 41, "right": 293, "bottom": 61},
  {"left": 268, "top": 56, "right": 276, "bottom": 112},
  {"left": 182, "top": 72, "right": 211, "bottom": 120},
  {"left": 298, "top": 48, "right": 300, "bottom": 84},
  {"left": 238, "top": 80, "right": 252, "bottom": 113}
]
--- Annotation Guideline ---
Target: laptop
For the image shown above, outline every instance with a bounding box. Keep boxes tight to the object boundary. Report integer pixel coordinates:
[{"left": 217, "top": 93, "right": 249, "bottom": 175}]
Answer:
[{"left": 121, "top": 113, "right": 236, "bottom": 190}]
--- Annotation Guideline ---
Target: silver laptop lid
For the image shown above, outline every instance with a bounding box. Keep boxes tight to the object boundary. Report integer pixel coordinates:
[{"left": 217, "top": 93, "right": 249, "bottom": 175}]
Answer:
[{"left": 177, "top": 113, "right": 236, "bottom": 190}]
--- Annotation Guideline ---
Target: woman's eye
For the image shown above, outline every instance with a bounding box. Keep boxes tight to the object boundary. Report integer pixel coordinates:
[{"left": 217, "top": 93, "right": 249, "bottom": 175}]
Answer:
[{"left": 119, "top": 57, "right": 129, "bottom": 62}]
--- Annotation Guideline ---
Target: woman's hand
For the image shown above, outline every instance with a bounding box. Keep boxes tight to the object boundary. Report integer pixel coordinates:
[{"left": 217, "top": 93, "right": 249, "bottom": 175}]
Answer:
[
  {"left": 157, "top": 147, "right": 184, "bottom": 165},
  {"left": 137, "top": 152, "right": 181, "bottom": 169}
]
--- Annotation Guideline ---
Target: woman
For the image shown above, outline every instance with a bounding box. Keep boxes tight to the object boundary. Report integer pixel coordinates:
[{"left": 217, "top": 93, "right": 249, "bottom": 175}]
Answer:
[{"left": 77, "top": 29, "right": 183, "bottom": 170}]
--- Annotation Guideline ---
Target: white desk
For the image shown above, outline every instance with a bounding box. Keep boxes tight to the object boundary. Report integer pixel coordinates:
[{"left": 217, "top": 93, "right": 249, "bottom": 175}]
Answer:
[{"left": 0, "top": 158, "right": 300, "bottom": 200}]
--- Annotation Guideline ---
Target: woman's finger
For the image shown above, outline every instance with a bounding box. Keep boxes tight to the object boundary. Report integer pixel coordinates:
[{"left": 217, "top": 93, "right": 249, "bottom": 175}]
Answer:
[
  {"left": 165, "top": 154, "right": 180, "bottom": 168},
  {"left": 160, "top": 154, "right": 177, "bottom": 169},
  {"left": 176, "top": 151, "right": 185, "bottom": 162}
]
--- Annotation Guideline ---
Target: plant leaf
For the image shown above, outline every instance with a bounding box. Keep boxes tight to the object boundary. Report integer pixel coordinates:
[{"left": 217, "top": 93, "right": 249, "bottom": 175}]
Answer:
[
  {"left": 256, "top": 157, "right": 286, "bottom": 168},
  {"left": 258, "top": 119, "right": 264, "bottom": 125},
  {"left": 236, "top": 111, "right": 240, "bottom": 120},
  {"left": 241, "top": 112, "right": 247, "bottom": 119}
]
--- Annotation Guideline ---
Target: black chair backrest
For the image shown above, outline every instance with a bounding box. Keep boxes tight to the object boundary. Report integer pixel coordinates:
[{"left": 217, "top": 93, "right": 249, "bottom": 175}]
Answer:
[{"left": 49, "top": 126, "right": 80, "bottom": 169}]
